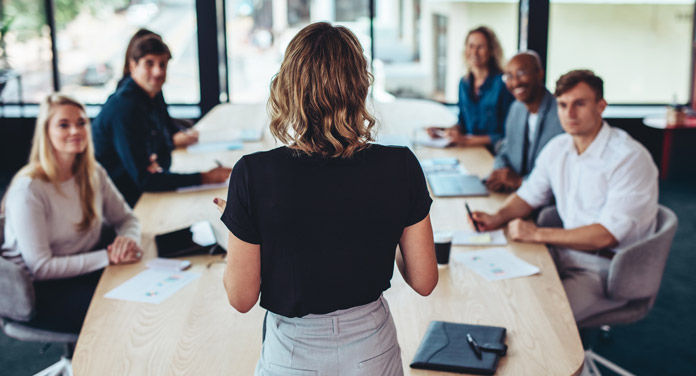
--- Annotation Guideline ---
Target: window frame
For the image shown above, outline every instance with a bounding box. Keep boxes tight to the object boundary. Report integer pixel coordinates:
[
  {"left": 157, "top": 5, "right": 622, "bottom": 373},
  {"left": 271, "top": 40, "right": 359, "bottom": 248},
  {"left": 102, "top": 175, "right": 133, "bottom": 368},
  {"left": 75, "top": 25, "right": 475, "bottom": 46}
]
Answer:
[{"left": 1, "top": 0, "right": 693, "bottom": 117}]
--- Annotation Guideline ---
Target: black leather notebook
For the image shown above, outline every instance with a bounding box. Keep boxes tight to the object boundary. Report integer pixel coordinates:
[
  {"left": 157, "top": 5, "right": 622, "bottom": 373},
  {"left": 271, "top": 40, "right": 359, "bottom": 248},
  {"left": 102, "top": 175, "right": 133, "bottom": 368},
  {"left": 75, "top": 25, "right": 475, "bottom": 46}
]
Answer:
[{"left": 410, "top": 321, "right": 507, "bottom": 375}]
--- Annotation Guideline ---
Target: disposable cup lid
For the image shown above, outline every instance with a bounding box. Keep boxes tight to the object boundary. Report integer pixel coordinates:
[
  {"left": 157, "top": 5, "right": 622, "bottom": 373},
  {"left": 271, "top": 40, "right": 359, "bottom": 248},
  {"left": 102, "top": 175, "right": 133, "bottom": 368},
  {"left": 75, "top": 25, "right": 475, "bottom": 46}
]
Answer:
[{"left": 433, "top": 231, "right": 453, "bottom": 243}]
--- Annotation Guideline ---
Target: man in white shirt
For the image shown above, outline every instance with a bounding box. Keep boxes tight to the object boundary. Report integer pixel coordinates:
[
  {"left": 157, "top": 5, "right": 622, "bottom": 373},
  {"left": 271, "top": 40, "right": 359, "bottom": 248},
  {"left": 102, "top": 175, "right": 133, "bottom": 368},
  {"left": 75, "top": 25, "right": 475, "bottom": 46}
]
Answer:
[{"left": 471, "top": 70, "right": 658, "bottom": 322}]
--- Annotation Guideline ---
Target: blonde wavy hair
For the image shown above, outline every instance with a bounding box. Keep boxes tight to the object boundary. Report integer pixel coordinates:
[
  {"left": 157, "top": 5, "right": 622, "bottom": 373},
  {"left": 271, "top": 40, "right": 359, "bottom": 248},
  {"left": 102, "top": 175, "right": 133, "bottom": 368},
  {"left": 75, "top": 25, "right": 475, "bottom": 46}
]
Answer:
[
  {"left": 464, "top": 26, "right": 505, "bottom": 74},
  {"left": 268, "top": 22, "right": 376, "bottom": 158},
  {"left": 8, "top": 93, "right": 98, "bottom": 232}
]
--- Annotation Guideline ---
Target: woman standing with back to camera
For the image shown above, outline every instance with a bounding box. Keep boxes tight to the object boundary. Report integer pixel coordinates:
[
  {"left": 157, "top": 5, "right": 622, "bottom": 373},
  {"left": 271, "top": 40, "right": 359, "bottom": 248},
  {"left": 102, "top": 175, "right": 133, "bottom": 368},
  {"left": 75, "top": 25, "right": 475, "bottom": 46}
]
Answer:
[{"left": 214, "top": 22, "right": 438, "bottom": 375}]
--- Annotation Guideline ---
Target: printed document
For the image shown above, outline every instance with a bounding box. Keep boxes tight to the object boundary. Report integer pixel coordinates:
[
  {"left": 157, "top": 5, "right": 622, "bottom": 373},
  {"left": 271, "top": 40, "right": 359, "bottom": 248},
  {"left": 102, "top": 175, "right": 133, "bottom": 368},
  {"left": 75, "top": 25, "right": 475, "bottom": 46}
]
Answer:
[
  {"left": 105, "top": 269, "right": 201, "bottom": 304},
  {"left": 453, "top": 248, "right": 540, "bottom": 281}
]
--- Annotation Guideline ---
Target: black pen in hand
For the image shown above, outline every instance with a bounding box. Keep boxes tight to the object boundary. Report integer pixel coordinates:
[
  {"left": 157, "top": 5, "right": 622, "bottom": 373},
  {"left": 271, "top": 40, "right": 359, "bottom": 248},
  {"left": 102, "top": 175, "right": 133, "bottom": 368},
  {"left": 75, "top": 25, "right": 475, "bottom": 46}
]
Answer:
[
  {"left": 466, "top": 333, "right": 483, "bottom": 359},
  {"left": 465, "top": 202, "right": 481, "bottom": 233}
]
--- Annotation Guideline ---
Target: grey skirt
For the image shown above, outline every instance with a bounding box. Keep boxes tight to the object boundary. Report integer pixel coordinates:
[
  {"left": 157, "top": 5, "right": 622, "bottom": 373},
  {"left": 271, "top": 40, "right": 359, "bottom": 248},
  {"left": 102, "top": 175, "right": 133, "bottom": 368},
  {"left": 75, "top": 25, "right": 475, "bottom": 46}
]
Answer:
[{"left": 255, "top": 295, "right": 404, "bottom": 376}]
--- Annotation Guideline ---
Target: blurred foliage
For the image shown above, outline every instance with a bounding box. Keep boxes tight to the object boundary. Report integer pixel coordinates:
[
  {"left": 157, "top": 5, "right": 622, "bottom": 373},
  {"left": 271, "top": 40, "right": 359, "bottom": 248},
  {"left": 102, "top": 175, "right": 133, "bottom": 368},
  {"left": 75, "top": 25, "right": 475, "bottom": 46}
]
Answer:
[{"left": 1, "top": 0, "right": 128, "bottom": 41}]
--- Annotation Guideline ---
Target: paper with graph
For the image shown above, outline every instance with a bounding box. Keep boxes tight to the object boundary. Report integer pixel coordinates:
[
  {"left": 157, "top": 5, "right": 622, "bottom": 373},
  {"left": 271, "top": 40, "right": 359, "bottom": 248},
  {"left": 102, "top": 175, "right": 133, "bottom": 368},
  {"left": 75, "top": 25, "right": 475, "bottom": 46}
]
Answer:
[
  {"left": 105, "top": 269, "right": 200, "bottom": 304},
  {"left": 453, "top": 247, "right": 539, "bottom": 281}
]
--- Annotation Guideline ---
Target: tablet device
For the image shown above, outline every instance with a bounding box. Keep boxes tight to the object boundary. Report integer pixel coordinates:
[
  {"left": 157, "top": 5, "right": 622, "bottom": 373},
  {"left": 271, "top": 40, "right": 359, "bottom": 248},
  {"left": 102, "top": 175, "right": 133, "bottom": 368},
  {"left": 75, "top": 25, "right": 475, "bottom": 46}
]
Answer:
[{"left": 155, "top": 221, "right": 223, "bottom": 258}]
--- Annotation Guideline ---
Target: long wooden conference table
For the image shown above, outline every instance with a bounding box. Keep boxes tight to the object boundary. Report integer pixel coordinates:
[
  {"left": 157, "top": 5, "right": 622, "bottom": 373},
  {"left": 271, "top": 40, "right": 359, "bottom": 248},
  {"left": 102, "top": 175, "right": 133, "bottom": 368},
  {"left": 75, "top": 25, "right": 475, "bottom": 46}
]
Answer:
[{"left": 73, "top": 99, "right": 584, "bottom": 375}]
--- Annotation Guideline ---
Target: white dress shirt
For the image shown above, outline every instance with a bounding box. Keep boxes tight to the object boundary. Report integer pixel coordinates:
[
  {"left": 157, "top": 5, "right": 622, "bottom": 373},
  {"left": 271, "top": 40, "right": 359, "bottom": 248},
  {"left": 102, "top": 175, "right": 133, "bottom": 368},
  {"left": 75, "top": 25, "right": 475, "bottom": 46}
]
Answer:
[
  {"left": 517, "top": 122, "right": 658, "bottom": 251},
  {"left": 527, "top": 112, "right": 539, "bottom": 144}
]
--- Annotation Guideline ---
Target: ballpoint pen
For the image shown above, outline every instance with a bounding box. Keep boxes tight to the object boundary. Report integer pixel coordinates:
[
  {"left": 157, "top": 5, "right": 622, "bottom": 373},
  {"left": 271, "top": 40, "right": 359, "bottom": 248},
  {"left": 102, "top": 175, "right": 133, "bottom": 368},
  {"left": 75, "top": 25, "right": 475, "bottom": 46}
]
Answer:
[
  {"left": 208, "top": 244, "right": 219, "bottom": 255},
  {"left": 215, "top": 159, "right": 223, "bottom": 168},
  {"left": 465, "top": 202, "right": 480, "bottom": 233},
  {"left": 466, "top": 333, "right": 483, "bottom": 359}
]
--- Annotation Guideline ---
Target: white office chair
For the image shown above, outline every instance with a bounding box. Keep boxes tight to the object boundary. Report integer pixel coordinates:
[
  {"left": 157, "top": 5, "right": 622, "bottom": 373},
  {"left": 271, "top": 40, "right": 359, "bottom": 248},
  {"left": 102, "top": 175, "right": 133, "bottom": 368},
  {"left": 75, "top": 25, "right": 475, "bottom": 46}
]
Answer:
[
  {"left": 0, "top": 215, "right": 77, "bottom": 376},
  {"left": 536, "top": 205, "right": 678, "bottom": 376}
]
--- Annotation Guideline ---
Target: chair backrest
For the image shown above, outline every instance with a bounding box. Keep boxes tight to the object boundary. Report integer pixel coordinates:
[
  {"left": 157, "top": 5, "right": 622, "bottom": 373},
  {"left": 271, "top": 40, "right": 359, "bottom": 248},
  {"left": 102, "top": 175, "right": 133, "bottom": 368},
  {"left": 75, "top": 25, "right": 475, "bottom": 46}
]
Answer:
[
  {"left": 536, "top": 205, "right": 563, "bottom": 228},
  {"left": 536, "top": 205, "right": 679, "bottom": 328},
  {"left": 607, "top": 205, "right": 678, "bottom": 301},
  {"left": 0, "top": 214, "right": 36, "bottom": 322}
]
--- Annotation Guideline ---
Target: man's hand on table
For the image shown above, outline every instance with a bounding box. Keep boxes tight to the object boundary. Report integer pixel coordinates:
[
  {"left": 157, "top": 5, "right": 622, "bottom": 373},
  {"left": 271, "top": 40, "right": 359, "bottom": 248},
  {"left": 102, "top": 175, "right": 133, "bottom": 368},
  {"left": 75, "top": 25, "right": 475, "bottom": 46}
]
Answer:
[
  {"left": 507, "top": 219, "right": 541, "bottom": 243},
  {"left": 486, "top": 168, "right": 523, "bottom": 193},
  {"left": 470, "top": 211, "right": 506, "bottom": 232}
]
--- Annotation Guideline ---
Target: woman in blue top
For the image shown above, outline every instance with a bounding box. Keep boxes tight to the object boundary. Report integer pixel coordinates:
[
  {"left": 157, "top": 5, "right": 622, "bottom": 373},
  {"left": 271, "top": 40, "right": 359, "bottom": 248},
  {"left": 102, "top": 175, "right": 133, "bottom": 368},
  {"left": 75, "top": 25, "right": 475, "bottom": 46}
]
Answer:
[{"left": 428, "top": 26, "right": 514, "bottom": 149}]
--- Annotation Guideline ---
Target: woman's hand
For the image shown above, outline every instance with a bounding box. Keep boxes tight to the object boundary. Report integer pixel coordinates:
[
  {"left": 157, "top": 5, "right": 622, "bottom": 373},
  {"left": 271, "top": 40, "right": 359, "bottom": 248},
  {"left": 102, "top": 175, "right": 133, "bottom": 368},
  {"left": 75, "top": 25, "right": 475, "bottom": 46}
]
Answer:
[
  {"left": 107, "top": 236, "right": 143, "bottom": 265},
  {"left": 146, "top": 153, "right": 163, "bottom": 174},
  {"left": 426, "top": 127, "right": 447, "bottom": 138},
  {"left": 173, "top": 129, "right": 200, "bottom": 147},
  {"left": 213, "top": 197, "right": 227, "bottom": 214},
  {"left": 202, "top": 167, "right": 232, "bottom": 184}
]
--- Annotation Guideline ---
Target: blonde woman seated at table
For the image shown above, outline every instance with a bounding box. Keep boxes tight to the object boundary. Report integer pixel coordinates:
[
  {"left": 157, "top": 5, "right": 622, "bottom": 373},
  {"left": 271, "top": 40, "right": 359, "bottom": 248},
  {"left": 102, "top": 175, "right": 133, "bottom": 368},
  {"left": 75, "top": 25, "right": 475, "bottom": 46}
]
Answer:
[
  {"left": 213, "top": 22, "right": 438, "bottom": 376},
  {"left": 1, "top": 94, "right": 142, "bottom": 333}
]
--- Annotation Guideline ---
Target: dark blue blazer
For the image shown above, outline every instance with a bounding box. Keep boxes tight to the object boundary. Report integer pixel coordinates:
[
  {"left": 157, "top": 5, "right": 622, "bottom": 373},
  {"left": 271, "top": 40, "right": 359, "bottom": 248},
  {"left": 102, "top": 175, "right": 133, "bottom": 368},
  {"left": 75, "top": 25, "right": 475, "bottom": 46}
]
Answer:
[{"left": 92, "top": 78, "right": 201, "bottom": 207}]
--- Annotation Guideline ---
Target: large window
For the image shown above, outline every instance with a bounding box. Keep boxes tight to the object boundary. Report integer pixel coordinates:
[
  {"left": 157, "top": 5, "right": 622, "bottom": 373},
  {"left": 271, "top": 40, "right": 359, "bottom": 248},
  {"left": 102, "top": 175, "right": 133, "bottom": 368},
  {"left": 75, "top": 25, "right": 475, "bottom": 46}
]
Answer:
[
  {"left": 376, "top": 0, "right": 519, "bottom": 103},
  {"left": 56, "top": 0, "right": 200, "bottom": 104},
  {"left": 226, "top": 0, "right": 370, "bottom": 103},
  {"left": 1, "top": 0, "right": 199, "bottom": 106},
  {"left": 3, "top": 0, "right": 695, "bottom": 109},
  {"left": 0, "top": 0, "right": 54, "bottom": 103},
  {"left": 547, "top": 0, "right": 693, "bottom": 104}
]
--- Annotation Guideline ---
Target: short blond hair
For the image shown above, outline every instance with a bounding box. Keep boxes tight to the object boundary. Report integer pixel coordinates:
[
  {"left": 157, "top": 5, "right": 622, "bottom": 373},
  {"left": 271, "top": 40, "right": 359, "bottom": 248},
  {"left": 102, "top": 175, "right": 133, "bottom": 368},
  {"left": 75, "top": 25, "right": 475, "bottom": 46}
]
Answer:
[{"left": 268, "top": 22, "right": 376, "bottom": 158}]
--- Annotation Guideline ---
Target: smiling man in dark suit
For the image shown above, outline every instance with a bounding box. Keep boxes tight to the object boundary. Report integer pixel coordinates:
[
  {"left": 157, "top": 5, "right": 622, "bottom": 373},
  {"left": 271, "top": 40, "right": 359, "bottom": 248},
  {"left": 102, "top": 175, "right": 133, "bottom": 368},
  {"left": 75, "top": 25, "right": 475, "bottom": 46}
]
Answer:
[{"left": 486, "top": 51, "right": 564, "bottom": 192}]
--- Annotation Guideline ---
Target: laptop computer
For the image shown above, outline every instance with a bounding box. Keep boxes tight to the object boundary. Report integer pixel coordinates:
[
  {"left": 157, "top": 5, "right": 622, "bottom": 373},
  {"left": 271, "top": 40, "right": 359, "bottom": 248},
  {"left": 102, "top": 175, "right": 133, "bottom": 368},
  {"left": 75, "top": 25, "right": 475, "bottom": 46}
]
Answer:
[{"left": 426, "top": 173, "right": 489, "bottom": 197}]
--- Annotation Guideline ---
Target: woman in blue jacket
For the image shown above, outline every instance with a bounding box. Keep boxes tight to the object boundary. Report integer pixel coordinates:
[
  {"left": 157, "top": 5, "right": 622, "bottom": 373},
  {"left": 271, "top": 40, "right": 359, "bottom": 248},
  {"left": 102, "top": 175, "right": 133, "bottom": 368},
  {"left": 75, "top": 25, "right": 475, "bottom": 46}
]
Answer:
[{"left": 92, "top": 34, "right": 230, "bottom": 207}]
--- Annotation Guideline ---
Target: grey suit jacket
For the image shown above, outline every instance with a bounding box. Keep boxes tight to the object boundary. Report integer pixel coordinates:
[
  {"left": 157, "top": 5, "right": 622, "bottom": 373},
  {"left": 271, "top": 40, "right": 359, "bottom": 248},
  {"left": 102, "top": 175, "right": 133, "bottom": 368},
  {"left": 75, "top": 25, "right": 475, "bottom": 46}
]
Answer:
[{"left": 493, "top": 89, "right": 564, "bottom": 176}]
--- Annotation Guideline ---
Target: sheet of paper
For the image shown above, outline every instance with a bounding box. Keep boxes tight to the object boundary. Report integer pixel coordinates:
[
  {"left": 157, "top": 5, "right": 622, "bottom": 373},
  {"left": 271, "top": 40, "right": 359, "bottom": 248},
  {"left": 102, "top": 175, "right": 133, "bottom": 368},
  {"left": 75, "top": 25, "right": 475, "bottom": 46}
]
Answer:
[
  {"left": 176, "top": 181, "right": 228, "bottom": 193},
  {"left": 200, "top": 128, "right": 264, "bottom": 143},
  {"left": 187, "top": 141, "right": 243, "bottom": 153},
  {"left": 453, "top": 229, "right": 507, "bottom": 246},
  {"left": 104, "top": 269, "right": 201, "bottom": 304},
  {"left": 419, "top": 158, "right": 470, "bottom": 175},
  {"left": 452, "top": 247, "right": 540, "bottom": 281},
  {"left": 412, "top": 129, "right": 450, "bottom": 148}
]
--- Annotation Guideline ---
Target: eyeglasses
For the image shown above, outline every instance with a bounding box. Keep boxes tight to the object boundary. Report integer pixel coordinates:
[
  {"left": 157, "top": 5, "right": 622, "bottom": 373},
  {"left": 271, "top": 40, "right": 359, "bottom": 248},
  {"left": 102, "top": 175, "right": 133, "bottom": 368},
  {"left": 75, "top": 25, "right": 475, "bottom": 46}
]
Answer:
[{"left": 502, "top": 70, "right": 531, "bottom": 83}]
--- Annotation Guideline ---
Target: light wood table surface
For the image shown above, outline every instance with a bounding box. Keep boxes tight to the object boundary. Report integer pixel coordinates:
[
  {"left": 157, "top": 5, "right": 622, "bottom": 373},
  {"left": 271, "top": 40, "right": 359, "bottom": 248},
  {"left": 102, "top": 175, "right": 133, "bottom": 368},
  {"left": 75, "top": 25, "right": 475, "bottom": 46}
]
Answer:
[{"left": 73, "top": 100, "right": 584, "bottom": 376}]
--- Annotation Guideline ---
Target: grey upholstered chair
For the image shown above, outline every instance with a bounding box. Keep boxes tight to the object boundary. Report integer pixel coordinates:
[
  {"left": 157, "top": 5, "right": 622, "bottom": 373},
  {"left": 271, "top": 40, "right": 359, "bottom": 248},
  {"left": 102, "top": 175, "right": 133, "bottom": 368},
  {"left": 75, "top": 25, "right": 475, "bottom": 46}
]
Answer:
[
  {"left": 536, "top": 205, "right": 679, "bottom": 376},
  {"left": 0, "top": 215, "right": 78, "bottom": 376}
]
